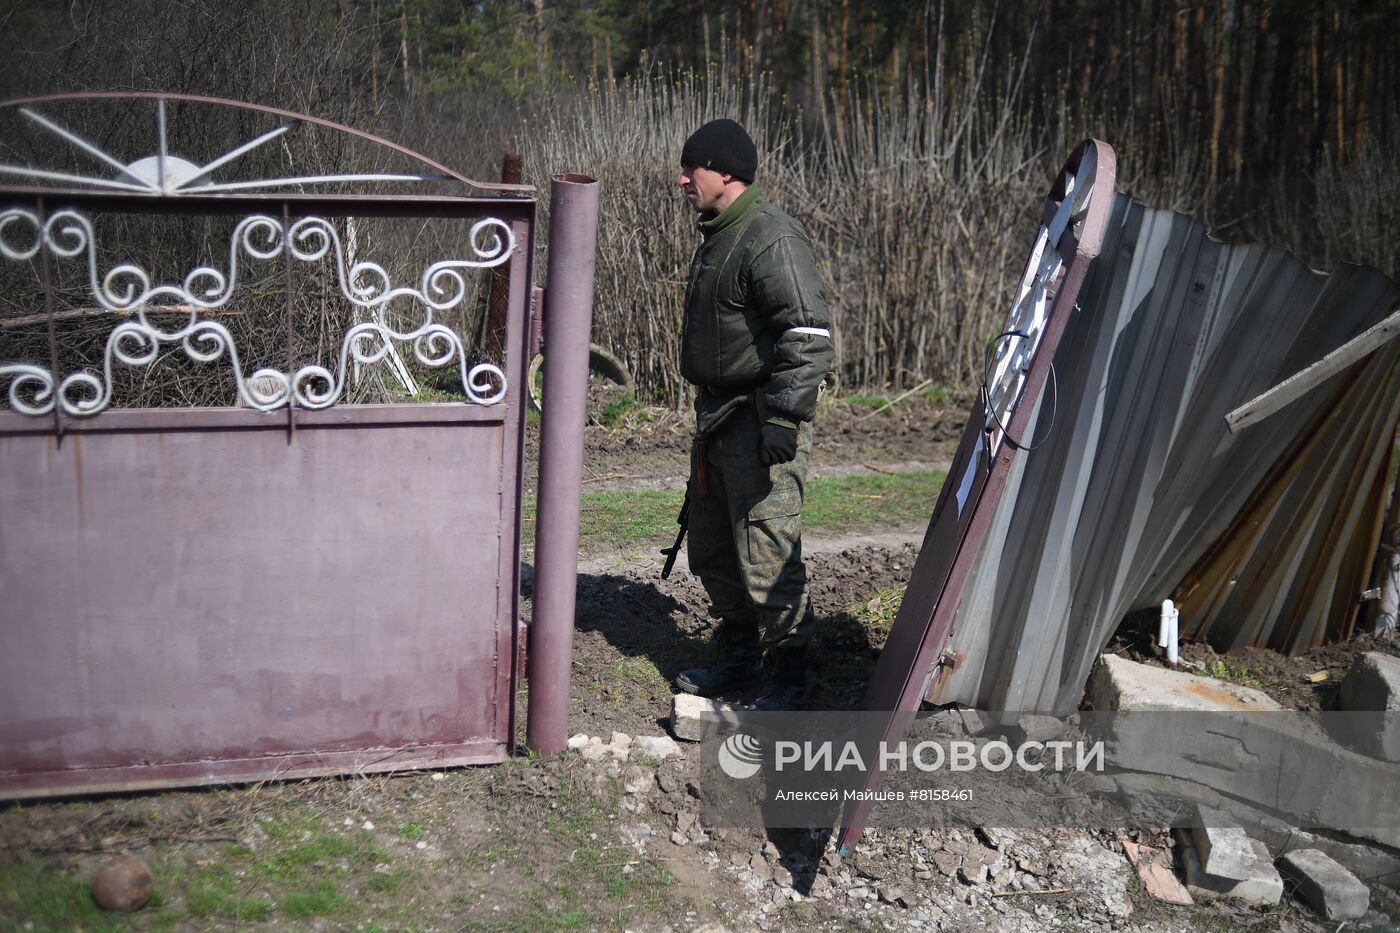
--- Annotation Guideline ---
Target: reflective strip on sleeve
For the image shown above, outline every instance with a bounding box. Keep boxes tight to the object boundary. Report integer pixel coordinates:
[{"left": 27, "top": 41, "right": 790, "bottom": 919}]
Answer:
[{"left": 787, "top": 326, "right": 831, "bottom": 338}]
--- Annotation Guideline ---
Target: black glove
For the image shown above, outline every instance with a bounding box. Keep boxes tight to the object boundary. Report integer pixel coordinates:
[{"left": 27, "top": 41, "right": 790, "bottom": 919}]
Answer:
[{"left": 759, "top": 421, "right": 799, "bottom": 466}]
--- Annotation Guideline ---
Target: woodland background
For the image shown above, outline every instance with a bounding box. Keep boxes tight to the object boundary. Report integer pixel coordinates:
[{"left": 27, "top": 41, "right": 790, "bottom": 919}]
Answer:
[{"left": 2, "top": 0, "right": 1397, "bottom": 405}]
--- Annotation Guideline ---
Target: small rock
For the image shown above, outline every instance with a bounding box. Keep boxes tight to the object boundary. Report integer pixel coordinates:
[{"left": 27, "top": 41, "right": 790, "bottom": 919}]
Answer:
[
  {"left": 567, "top": 733, "right": 590, "bottom": 750},
  {"left": 670, "top": 694, "right": 744, "bottom": 742},
  {"left": 431, "top": 772, "right": 445, "bottom": 781},
  {"left": 877, "top": 885, "right": 909, "bottom": 907},
  {"left": 581, "top": 738, "right": 610, "bottom": 762},
  {"left": 611, "top": 731, "right": 633, "bottom": 748},
  {"left": 655, "top": 769, "right": 679, "bottom": 794},
  {"left": 632, "top": 735, "right": 683, "bottom": 761},
  {"left": 1277, "top": 848, "right": 1370, "bottom": 920},
  {"left": 761, "top": 840, "right": 781, "bottom": 862},
  {"left": 1018, "top": 714, "right": 1068, "bottom": 743},
  {"left": 749, "top": 854, "right": 773, "bottom": 883},
  {"left": 605, "top": 762, "right": 622, "bottom": 778},
  {"left": 913, "top": 869, "right": 933, "bottom": 880},
  {"left": 847, "top": 885, "right": 871, "bottom": 900},
  {"left": 958, "top": 862, "right": 989, "bottom": 885},
  {"left": 852, "top": 854, "right": 890, "bottom": 880},
  {"left": 931, "top": 850, "right": 960, "bottom": 877},
  {"left": 623, "top": 765, "right": 651, "bottom": 795},
  {"left": 361, "top": 820, "right": 375, "bottom": 831},
  {"left": 90, "top": 855, "right": 154, "bottom": 912}
]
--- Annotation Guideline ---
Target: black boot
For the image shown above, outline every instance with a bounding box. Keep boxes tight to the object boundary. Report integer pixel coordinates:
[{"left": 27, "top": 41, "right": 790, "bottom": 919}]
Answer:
[
  {"left": 676, "top": 622, "right": 765, "bottom": 697},
  {"left": 751, "top": 644, "right": 807, "bottom": 711}
]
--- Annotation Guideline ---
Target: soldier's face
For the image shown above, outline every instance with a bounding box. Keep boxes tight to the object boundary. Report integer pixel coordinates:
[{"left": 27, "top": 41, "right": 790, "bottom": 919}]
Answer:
[{"left": 678, "top": 162, "right": 729, "bottom": 213}]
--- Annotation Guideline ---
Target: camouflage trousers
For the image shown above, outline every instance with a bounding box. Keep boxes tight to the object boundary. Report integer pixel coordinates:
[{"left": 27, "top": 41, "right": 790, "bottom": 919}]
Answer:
[{"left": 685, "top": 404, "right": 817, "bottom": 649}]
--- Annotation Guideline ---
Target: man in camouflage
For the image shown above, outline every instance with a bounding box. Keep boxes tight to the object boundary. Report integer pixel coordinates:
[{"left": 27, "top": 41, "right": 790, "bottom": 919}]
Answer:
[{"left": 672, "top": 118, "right": 834, "bottom": 711}]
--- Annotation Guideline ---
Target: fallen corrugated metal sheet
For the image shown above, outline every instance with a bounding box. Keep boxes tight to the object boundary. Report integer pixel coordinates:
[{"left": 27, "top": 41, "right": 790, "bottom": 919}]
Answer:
[{"left": 928, "top": 195, "right": 1400, "bottom": 713}]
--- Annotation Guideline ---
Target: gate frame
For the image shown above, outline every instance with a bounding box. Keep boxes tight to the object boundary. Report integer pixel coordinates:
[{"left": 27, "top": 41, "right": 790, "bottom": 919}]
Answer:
[{"left": 0, "top": 95, "right": 557, "bottom": 798}]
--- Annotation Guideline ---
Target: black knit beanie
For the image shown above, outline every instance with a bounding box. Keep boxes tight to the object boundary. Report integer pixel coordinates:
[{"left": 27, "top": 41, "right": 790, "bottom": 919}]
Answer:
[{"left": 680, "top": 119, "right": 758, "bottom": 183}]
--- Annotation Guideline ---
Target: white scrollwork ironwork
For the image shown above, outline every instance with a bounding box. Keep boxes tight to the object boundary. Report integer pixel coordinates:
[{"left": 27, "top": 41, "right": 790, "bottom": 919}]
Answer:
[
  {"left": 982, "top": 157, "right": 1096, "bottom": 456},
  {"left": 0, "top": 208, "right": 513, "bottom": 416}
]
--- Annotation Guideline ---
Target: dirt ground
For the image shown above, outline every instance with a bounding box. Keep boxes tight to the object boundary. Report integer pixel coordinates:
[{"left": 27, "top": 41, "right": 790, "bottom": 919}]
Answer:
[
  {"left": 522, "top": 387, "right": 970, "bottom": 495},
  {"left": 3, "top": 391, "right": 1399, "bottom": 931}
]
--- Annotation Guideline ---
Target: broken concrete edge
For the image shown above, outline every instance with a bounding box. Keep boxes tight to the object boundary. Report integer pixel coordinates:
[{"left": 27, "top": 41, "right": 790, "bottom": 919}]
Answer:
[
  {"left": 1092, "top": 653, "right": 1400, "bottom": 850},
  {"left": 1090, "top": 653, "right": 1285, "bottom": 712},
  {"left": 1335, "top": 651, "right": 1400, "bottom": 762}
]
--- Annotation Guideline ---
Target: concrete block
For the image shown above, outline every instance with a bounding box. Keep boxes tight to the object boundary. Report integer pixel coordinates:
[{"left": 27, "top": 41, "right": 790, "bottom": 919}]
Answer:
[
  {"left": 1179, "top": 835, "right": 1282, "bottom": 905},
  {"left": 1277, "top": 848, "right": 1371, "bottom": 920},
  {"left": 1090, "top": 654, "right": 1284, "bottom": 712},
  {"left": 1190, "top": 806, "right": 1258, "bottom": 882},
  {"left": 1337, "top": 652, "right": 1400, "bottom": 763},
  {"left": 1094, "top": 655, "right": 1400, "bottom": 849},
  {"left": 631, "top": 735, "right": 683, "bottom": 761},
  {"left": 670, "top": 694, "right": 744, "bottom": 743}
]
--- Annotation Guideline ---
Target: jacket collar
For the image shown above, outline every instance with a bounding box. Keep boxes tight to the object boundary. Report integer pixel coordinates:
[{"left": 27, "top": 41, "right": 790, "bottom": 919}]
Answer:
[{"left": 698, "top": 185, "right": 763, "bottom": 238}]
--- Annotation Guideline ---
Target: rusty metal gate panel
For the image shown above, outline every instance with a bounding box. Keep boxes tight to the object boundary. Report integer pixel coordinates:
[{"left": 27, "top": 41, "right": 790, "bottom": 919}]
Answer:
[
  {"left": 0, "top": 95, "right": 537, "bottom": 798},
  {"left": 835, "top": 140, "right": 1117, "bottom": 851}
]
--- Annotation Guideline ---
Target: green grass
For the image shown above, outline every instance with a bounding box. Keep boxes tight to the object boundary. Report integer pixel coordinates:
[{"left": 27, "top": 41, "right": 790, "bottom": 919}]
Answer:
[
  {"left": 804, "top": 469, "right": 944, "bottom": 528},
  {"left": 1, "top": 768, "right": 694, "bottom": 932},
  {"left": 0, "top": 859, "right": 128, "bottom": 932},
  {"left": 1206, "top": 657, "right": 1264, "bottom": 690},
  {"left": 847, "top": 393, "right": 893, "bottom": 414},
  {"left": 599, "top": 390, "right": 638, "bottom": 426},
  {"left": 525, "top": 468, "right": 944, "bottom": 555},
  {"left": 921, "top": 384, "right": 949, "bottom": 404},
  {"left": 854, "top": 585, "right": 906, "bottom": 645}
]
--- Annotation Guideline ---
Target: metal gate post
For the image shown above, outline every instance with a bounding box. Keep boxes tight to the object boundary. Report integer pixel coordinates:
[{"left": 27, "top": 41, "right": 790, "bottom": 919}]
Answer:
[{"left": 528, "top": 173, "right": 600, "bottom": 754}]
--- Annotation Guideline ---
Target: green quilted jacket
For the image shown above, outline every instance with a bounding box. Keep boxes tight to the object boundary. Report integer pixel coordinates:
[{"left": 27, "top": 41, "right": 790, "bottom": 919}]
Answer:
[{"left": 680, "top": 186, "right": 833, "bottom": 425}]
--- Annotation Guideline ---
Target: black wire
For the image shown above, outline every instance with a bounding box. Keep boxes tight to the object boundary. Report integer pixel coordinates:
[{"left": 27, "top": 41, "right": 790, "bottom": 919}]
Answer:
[{"left": 980, "top": 330, "right": 1059, "bottom": 453}]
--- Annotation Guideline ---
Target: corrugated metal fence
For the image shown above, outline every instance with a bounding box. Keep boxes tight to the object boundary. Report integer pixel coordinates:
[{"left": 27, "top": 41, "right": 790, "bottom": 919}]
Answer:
[{"left": 930, "top": 194, "right": 1400, "bottom": 713}]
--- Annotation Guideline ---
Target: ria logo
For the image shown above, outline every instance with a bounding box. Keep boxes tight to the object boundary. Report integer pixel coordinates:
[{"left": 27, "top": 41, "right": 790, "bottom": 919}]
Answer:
[{"left": 717, "top": 733, "right": 763, "bottom": 779}]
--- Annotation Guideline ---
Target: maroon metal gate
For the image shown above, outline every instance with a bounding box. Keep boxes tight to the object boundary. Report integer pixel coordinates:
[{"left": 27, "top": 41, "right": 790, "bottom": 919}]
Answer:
[{"left": 0, "top": 94, "right": 575, "bottom": 798}]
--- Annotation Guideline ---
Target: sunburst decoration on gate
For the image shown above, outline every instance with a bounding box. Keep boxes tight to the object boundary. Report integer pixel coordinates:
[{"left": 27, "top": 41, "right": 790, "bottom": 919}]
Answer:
[{"left": 0, "top": 93, "right": 528, "bottom": 417}]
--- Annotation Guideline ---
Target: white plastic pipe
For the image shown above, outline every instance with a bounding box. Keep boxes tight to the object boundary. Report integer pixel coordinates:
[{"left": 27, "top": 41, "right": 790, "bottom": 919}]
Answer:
[{"left": 1159, "top": 599, "right": 1180, "bottom": 666}]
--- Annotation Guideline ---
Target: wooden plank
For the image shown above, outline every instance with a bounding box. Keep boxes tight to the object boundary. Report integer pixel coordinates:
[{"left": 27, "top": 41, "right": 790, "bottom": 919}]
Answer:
[
  {"left": 1226, "top": 306, "right": 1400, "bottom": 433},
  {"left": 1123, "top": 841, "right": 1195, "bottom": 906}
]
